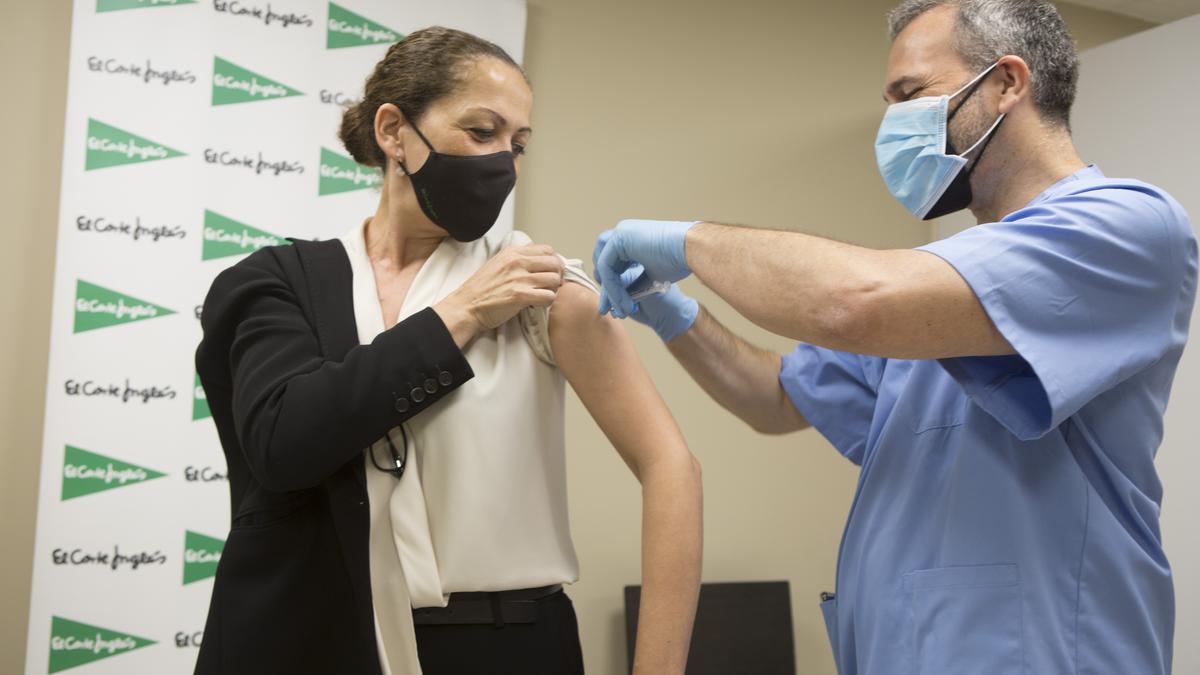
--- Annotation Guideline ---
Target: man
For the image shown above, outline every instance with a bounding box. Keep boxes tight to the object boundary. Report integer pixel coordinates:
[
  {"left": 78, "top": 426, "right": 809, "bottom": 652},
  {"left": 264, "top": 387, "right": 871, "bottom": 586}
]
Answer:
[{"left": 592, "top": 1, "right": 1196, "bottom": 673}]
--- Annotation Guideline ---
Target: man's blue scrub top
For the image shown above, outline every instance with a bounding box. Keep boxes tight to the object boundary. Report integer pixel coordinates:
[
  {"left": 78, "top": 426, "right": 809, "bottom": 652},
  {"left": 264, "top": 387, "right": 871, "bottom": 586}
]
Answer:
[{"left": 781, "top": 166, "right": 1196, "bottom": 675}]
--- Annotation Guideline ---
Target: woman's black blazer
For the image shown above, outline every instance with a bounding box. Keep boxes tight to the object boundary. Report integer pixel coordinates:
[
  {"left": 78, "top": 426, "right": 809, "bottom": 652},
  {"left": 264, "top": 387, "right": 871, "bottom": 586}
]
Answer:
[{"left": 192, "top": 237, "right": 475, "bottom": 675}]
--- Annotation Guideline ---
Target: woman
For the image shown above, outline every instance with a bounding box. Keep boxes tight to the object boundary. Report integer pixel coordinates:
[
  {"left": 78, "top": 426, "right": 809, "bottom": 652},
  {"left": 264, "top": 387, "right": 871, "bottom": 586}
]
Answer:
[{"left": 194, "top": 27, "right": 702, "bottom": 675}]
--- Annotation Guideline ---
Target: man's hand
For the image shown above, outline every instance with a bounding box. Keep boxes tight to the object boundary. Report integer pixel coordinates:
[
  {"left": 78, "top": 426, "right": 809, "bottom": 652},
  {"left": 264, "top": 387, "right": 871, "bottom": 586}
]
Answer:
[
  {"left": 593, "top": 229, "right": 699, "bottom": 341},
  {"left": 592, "top": 219, "right": 696, "bottom": 317},
  {"left": 609, "top": 266, "right": 701, "bottom": 342}
]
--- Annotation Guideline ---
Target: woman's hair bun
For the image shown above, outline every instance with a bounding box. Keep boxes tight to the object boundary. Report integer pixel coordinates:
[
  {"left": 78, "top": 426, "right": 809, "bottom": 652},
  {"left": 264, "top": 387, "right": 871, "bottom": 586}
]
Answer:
[{"left": 338, "top": 101, "right": 381, "bottom": 168}]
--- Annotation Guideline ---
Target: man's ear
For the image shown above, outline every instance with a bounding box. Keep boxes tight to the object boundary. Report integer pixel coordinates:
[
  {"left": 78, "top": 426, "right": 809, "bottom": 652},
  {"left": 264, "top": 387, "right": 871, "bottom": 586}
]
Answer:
[
  {"left": 995, "top": 55, "right": 1031, "bottom": 115},
  {"left": 374, "top": 103, "right": 406, "bottom": 167}
]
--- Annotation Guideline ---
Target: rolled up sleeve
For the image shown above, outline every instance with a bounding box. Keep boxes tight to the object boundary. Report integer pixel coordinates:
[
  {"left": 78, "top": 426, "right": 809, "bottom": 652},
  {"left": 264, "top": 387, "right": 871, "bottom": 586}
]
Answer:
[{"left": 918, "top": 186, "right": 1183, "bottom": 440}]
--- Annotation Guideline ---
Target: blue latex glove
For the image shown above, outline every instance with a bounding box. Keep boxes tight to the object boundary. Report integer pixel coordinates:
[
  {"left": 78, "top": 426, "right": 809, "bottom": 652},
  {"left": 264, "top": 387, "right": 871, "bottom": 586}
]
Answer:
[
  {"left": 592, "top": 219, "right": 697, "bottom": 318},
  {"left": 600, "top": 264, "right": 699, "bottom": 342}
]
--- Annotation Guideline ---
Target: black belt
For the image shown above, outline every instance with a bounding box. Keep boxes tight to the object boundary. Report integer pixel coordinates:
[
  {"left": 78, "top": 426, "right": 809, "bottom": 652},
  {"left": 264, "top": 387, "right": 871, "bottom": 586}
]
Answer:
[{"left": 412, "top": 584, "right": 563, "bottom": 627}]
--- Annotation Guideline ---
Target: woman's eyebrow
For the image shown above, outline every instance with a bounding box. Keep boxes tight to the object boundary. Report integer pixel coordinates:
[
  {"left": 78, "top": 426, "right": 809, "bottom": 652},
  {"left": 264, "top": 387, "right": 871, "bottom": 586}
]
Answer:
[{"left": 469, "top": 106, "right": 531, "bottom": 134}]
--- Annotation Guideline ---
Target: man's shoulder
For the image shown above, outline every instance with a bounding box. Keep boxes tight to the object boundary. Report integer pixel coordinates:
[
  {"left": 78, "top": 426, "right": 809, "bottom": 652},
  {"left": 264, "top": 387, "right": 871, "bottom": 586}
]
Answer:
[{"left": 1049, "top": 174, "right": 1192, "bottom": 241}]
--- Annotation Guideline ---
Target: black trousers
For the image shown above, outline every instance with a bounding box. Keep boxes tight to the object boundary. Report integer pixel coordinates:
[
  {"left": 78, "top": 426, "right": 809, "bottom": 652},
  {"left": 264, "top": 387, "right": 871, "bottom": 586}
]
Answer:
[{"left": 414, "top": 590, "right": 586, "bottom": 675}]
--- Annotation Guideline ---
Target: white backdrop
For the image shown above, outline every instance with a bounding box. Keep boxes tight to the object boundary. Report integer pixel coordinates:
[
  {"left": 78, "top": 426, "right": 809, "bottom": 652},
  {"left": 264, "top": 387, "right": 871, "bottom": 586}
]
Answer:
[
  {"left": 933, "top": 14, "right": 1200, "bottom": 673},
  {"left": 26, "top": 1, "right": 524, "bottom": 673}
]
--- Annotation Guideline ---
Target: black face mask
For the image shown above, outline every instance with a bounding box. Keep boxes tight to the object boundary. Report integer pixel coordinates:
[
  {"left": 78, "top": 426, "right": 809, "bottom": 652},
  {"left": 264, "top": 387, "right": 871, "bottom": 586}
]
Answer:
[
  {"left": 397, "top": 120, "right": 517, "bottom": 242},
  {"left": 923, "top": 72, "right": 1006, "bottom": 220}
]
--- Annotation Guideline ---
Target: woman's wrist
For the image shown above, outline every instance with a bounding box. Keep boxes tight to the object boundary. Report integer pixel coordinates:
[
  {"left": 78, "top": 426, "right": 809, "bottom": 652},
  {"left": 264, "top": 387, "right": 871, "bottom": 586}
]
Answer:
[{"left": 433, "top": 296, "right": 482, "bottom": 350}]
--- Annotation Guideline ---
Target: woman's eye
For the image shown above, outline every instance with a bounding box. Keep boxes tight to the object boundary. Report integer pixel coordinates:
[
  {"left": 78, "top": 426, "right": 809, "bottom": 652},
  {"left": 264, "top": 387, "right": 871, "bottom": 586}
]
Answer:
[
  {"left": 469, "top": 128, "right": 495, "bottom": 139},
  {"left": 512, "top": 143, "right": 526, "bottom": 156}
]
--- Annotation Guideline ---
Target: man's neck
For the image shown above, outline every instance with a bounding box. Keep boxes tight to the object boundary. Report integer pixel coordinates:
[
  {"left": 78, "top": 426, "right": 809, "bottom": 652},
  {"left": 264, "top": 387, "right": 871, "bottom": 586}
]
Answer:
[{"left": 968, "top": 124, "right": 1087, "bottom": 223}]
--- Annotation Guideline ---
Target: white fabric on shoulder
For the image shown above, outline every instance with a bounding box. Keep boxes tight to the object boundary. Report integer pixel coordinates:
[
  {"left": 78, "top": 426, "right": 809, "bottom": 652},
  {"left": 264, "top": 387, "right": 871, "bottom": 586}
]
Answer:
[{"left": 501, "top": 230, "right": 599, "bottom": 367}]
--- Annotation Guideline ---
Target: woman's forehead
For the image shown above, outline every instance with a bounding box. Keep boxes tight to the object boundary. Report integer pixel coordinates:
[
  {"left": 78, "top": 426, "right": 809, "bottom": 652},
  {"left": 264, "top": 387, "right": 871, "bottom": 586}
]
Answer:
[{"left": 445, "top": 58, "right": 532, "bottom": 126}]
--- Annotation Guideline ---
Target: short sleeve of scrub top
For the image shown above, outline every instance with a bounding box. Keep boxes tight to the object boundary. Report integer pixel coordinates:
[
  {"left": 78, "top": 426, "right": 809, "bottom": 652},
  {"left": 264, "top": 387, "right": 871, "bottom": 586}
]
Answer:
[
  {"left": 917, "top": 175, "right": 1191, "bottom": 441},
  {"left": 779, "top": 345, "right": 884, "bottom": 465}
]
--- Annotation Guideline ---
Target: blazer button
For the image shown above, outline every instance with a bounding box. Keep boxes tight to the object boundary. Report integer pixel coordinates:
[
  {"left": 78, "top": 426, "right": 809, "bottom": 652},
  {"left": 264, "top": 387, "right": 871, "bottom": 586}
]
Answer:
[
  {"left": 438, "top": 371, "right": 453, "bottom": 387},
  {"left": 424, "top": 378, "right": 438, "bottom": 394},
  {"left": 394, "top": 397, "right": 410, "bottom": 413},
  {"left": 411, "top": 387, "right": 426, "bottom": 403}
]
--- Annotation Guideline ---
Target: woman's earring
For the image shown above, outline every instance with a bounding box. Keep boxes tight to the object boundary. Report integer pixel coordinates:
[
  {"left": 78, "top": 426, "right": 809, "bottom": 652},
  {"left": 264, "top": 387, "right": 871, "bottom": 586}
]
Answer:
[{"left": 395, "top": 156, "right": 405, "bottom": 176}]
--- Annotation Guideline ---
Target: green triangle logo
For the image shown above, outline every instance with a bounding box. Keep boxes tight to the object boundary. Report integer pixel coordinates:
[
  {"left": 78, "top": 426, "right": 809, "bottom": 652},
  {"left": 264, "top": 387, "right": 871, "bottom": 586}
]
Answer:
[
  {"left": 318, "top": 147, "right": 382, "bottom": 195},
  {"left": 96, "top": 0, "right": 198, "bottom": 12},
  {"left": 74, "top": 280, "right": 176, "bottom": 333},
  {"left": 62, "top": 445, "right": 166, "bottom": 501},
  {"left": 327, "top": 2, "right": 403, "bottom": 49},
  {"left": 193, "top": 372, "right": 211, "bottom": 421},
  {"left": 202, "top": 209, "right": 289, "bottom": 260},
  {"left": 183, "top": 530, "right": 225, "bottom": 584},
  {"left": 49, "top": 616, "right": 155, "bottom": 673},
  {"left": 212, "top": 56, "right": 303, "bottom": 106},
  {"left": 85, "top": 119, "right": 185, "bottom": 171}
]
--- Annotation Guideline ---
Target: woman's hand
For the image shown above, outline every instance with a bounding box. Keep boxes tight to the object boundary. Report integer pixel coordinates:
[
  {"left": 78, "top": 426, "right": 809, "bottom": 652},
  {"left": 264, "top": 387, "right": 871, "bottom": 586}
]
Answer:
[{"left": 433, "top": 243, "right": 565, "bottom": 348}]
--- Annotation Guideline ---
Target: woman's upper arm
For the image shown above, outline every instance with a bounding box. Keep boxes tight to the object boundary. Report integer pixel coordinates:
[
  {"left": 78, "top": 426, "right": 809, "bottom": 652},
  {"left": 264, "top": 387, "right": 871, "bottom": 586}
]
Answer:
[{"left": 548, "top": 282, "right": 691, "bottom": 478}]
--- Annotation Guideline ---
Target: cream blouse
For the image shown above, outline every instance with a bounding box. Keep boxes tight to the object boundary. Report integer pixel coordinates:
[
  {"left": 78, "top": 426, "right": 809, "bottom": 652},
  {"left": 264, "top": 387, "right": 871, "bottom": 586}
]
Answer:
[{"left": 339, "top": 220, "right": 596, "bottom": 675}]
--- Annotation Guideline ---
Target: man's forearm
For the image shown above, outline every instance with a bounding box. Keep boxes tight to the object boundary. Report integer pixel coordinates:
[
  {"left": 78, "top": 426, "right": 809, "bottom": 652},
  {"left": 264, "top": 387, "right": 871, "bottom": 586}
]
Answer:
[
  {"left": 667, "top": 306, "right": 807, "bottom": 434},
  {"left": 681, "top": 221, "right": 1013, "bottom": 359},
  {"left": 683, "top": 222, "right": 883, "bottom": 352}
]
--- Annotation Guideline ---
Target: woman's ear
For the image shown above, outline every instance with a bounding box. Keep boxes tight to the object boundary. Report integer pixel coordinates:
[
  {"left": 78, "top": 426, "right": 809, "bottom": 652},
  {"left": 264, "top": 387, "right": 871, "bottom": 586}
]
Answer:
[{"left": 374, "top": 103, "right": 406, "bottom": 168}]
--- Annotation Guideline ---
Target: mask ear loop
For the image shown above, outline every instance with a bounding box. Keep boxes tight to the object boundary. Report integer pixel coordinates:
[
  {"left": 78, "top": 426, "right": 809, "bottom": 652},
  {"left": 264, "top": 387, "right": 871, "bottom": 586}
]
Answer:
[
  {"left": 959, "top": 112, "right": 1006, "bottom": 159},
  {"left": 395, "top": 109, "right": 436, "bottom": 176},
  {"left": 947, "top": 60, "right": 1001, "bottom": 121},
  {"left": 945, "top": 60, "right": 1007, "bottom": 166}
]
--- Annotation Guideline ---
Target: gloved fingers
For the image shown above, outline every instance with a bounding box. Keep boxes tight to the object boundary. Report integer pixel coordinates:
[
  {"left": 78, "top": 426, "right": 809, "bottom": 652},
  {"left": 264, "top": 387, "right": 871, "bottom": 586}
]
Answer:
[
  {"left": 593, "top": 231, "right": 616, "bottom": 316},
  {"left": 597, "top": 288, "right": 612, "bottom": 316},
  {"left": 595, "top": 238, "right": 637, "bottom": 317},
  {"left": 598, "top": 266, "right": 646, "bottom": 318},
  {"left": 592, "top": 229, "right": 614, "bottom": 282}
]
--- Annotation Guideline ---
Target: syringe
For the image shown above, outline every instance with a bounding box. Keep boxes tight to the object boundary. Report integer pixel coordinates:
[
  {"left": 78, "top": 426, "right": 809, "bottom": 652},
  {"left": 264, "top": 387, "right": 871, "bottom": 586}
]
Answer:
[{"left": 626, "top": 272, "right": 672, "bottom": 300}]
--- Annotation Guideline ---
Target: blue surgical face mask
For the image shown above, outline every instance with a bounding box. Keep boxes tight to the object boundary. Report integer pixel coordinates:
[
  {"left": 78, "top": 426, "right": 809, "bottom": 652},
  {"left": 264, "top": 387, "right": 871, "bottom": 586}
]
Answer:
[{"left": 875, "top": 61, "right": 1006, "bottom": 220}]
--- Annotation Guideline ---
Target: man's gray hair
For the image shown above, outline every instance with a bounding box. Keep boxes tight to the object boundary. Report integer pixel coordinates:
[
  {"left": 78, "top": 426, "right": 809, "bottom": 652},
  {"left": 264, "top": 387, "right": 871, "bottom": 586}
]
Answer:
[{"left": 888, "top": 0, "right": 1079, "bottom": 128}]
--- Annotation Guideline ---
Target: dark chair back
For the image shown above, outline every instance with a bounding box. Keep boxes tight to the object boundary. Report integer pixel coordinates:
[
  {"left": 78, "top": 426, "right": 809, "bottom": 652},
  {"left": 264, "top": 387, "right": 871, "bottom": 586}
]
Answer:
[{"left": 624, "top": 580, "right": 795, "bottom": 674}]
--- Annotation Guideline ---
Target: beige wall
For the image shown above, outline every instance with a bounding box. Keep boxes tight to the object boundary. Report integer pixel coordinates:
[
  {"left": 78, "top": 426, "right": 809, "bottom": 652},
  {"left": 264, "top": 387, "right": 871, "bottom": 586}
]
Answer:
[
  {"left": 0, "top": 1, "right": 1151, "bottom": 673},
  {"left": 0, "top": 1, "right": 74, "bottom": 673}
]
